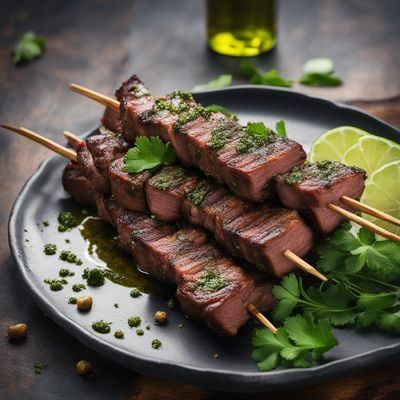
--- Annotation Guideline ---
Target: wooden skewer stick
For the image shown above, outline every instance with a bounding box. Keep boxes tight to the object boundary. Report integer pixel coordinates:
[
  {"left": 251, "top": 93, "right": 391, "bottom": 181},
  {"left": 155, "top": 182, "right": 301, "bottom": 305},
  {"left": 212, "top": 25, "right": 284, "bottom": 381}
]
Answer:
[
  {"left": 341, "top": 195, "right": 400, "bottom": 228},
  {"left": 247, "top": 304, "right": 278, "bottom": 333},
  {"left": 327, "top": 203, "right": 400, "bottom": 243},
  {"left": 1, "top": 124, "right": 77, "bottom": 162},
  {"left": 69, "top": 83, "right": 400, "bottom": 239},
  {"left": 283, "top": 250, "right": 327, "bottom": 281},
  {"left": 69, "top": 84, "right": 119, "bottom": 111},
  {"left": 64, "top": 130, "right": 328, "bottom": 282},
  {"left": 2, "top": 124, "right": 281, "bottom": 334}
]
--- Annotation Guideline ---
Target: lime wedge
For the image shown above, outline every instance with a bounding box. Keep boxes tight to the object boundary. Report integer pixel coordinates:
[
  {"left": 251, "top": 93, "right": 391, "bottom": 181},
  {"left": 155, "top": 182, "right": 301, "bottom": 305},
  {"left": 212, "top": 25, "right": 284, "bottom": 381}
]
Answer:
[
  {"left": 303, "top": 58, "right": 334, "bottom": 75},
  {"left": 341, "top": 135, "right": 400, "bottom": 176},
  {"left": 309, "top": 126, "right": 369, "bottom": 162},
  {"left": 360, "top": 161, "right": 400, "bottom": 235}
]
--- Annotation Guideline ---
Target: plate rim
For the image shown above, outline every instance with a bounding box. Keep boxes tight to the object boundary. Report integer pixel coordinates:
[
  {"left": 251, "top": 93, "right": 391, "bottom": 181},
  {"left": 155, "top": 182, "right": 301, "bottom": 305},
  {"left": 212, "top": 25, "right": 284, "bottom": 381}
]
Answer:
[{"left": 8, "top": 86, "right": 400, "bottom": 392}]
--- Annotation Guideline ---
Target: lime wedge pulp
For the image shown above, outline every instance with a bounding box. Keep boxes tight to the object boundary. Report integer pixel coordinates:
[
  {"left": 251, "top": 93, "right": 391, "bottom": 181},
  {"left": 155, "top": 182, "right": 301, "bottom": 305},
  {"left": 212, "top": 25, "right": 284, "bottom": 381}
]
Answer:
[
  {"left": 360, "top": 161, "right": 400, "bottom": 235},
  {"left": 309, "top": 126, "right": 369, "bottom": 162},
  {"left": 341, "top": 135, "right": 400, "bottom": 176}
]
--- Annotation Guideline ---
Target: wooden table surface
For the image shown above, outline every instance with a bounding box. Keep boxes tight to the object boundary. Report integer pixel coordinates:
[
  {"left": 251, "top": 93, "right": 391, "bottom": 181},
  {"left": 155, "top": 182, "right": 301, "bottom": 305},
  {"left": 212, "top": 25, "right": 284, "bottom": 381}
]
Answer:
[{"left": 0, "top": 1, "right": 399, "bottom": 399}]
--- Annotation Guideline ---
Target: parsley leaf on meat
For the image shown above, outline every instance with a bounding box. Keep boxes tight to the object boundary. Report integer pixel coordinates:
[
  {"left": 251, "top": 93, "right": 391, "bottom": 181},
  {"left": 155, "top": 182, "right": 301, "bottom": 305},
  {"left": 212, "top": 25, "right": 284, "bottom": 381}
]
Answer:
[
  {"left": 123, "top": 136, "right": 176, "bottom": 173},
  {"left": 252, "top": 314, "right": 337, "bottom": 371},
  {"left": 205, "top": 104, "right": 237, "bottom": 119},
  {"left": 13, "top": 31, "right": 46, "bottom": 65},
  {"left": 275, "top": 120, "right": 287, "bottom": 137},
  {"left": 192, "top": 75, "right": 232, "bottom": 92},
  {"left": 246, "top": 122, "right": 271, "bottom": 139}
]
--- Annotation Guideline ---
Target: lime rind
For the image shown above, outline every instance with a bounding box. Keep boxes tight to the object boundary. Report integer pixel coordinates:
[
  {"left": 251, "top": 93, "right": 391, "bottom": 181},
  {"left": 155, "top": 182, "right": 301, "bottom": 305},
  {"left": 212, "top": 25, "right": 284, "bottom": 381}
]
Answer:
[
  {"left": 309, "top": 126, "right": 369, "bottom": 162},
  {"left": 360, "top": 160, "right": 400, "bottom": 235},
  {"left": 341, "top": 135, "right": 400, "bottom": 176}
]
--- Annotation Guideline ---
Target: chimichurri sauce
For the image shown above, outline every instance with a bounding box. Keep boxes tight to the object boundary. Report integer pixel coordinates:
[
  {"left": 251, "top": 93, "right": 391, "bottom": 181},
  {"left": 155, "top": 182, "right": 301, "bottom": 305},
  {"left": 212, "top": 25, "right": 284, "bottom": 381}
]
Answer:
[{"left": 79, "top": 215, "right": 173, "bottom": 298}]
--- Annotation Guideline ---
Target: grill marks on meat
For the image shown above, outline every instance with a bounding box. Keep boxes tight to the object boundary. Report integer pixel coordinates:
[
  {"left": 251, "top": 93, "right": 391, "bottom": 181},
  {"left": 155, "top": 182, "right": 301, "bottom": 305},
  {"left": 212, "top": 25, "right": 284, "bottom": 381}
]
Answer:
[
  {"left": 146, "top": 166, "right": 198, "bottom": 221},
  {"left": 77, "top": 135, "right": 129, "bottom": 193},
  {"left": 97, "top": 197, "right": 275, "bottom": 335},
  {"left": 115, "top": 75, "right": 306, "bottom": 202},
  {"left": 109, "top": 157, "right": 152, "bottom": 213},
  {"left": 275, "top": 161, "right": 366, "bottom": 234},
  {"left": 177, "top": 262, "right": 274, "bottom": 336},
  {"left": 145, "top": 168, "right": 314, "bottom": 276}
]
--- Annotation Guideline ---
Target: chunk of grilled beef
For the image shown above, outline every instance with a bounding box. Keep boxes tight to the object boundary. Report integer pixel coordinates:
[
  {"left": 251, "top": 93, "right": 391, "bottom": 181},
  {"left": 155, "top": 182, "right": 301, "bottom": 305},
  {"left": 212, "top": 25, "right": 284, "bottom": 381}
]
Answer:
[
  {"left": 62, "top": 162, "right": 96, "bottom": 206},
  {"left": 77, "top": 134, "right": 129, "bottom": 193},
  {"left": 275, "top": 161, "right": 366, "bottom": 234},
  {"left": 115, "top": 75, "right": 306, "bottom": 202},
  {"left": 66, "top": 192, "right": 275, "bottom": 336},
  {"left": 145, "top": 169, "right": 314, "bottom": 277},
  {"left": 146, "top": 166, "right": 199, "bottom": 221},
  {"left": 109, "top": 157, "right": 151, "bottom": 213},
  {"left": 101, "top": 106, "right": 122, "bottom": 134},
  {"left": 177, "top": 262, "right": 275, "bottom": 336}
]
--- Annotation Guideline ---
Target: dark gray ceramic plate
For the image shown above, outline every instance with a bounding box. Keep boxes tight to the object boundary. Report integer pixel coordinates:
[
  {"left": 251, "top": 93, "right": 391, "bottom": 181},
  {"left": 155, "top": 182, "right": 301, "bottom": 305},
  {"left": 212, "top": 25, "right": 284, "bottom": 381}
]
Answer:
[{"left": 9, "top": 87, "right": 400, "bottom": 392}]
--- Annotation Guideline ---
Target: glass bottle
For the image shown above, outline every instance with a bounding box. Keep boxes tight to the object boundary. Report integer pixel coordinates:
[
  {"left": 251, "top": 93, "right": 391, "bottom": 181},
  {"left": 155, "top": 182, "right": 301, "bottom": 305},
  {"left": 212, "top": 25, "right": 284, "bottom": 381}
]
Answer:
[{"left": 207, "top": 0, "right": 277, "bottom": 57}]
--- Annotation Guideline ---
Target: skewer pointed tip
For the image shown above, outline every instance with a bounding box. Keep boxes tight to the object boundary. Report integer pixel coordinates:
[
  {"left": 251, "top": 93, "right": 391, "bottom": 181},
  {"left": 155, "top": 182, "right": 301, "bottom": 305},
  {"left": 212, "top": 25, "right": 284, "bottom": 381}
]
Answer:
[{"left": 247, "top": 304, "right": 278, "bottom": 333}]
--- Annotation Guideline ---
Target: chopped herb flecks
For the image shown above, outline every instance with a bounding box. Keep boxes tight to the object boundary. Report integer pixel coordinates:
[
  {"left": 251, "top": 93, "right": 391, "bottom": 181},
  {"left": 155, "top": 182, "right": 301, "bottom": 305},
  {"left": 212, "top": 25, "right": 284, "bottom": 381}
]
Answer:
[
  {"left": 153, "top": 167, "right": 187, "bottom": 191},
  {"left": 128, "top": 316, "right": 141, "bottom": 328},
  {"left": 136, "top": 329, "right": 144, "bottom": 336},
  {"left": 114, "top": 330, "right": 125, "bottom": 339},
  {"left": 58, "top": 211, "right": 78, "bottom": 232},
  {"left": 44, "top": 244, "right": 57, "bottom": 255},
  {"left": 187, "top": 182, "right": 208, "bottom": 206},
  {"left": 82, "top": 268, "right": 105, "bottom": 287},
  {"left": 72, "top": 283, "right": 86, "bottom": 292},
  {"left": 130, "top": 288, "right": 142, "bottom": 298},
  {"left": 68, "top": 297, "right": 77, "bottom": 304},
  {"left": 151, "top": 339, "right": 162, "bottom": 349},
  {"left": 196, "top": 266, "right": 229, "bottom": 293},
  {"left": 92, "top": 320, "right": 111, "bottom": 334},
  {"left": 59, "top": 268, "right": 75, "bottom": 277},
  {"left": 44, "top": 278, "right": 67, "bottom": 291}
]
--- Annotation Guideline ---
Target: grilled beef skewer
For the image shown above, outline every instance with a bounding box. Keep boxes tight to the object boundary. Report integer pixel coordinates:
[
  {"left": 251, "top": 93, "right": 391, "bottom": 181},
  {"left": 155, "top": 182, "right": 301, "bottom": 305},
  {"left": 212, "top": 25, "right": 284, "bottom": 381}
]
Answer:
[
  {"left": 71, "top": 83, "right": 372, "bottom": 237},
  {"left": 63, "top": 162, "right": 276, "bottom": 336},
  {"left": 115, "top": 76, "right": 307, "bottom": 203},
  {"left": 65, "top": 131, "right": 318, "bottom": 278}
]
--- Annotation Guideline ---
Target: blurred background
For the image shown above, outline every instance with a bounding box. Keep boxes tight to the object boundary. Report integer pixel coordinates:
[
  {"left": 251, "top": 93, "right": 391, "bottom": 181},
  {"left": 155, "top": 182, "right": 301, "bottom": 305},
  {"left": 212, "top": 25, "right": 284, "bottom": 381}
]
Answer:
[{"left": 0, "top": 1, "right": 399, "bottom": 399}]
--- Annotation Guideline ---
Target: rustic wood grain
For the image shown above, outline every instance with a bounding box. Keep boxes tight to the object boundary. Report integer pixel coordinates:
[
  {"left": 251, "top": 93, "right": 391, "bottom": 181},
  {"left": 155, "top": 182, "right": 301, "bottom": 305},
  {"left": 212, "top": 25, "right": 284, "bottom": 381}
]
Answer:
[{"left": 0, "top": 0, "right": 399, "bottom": 399}]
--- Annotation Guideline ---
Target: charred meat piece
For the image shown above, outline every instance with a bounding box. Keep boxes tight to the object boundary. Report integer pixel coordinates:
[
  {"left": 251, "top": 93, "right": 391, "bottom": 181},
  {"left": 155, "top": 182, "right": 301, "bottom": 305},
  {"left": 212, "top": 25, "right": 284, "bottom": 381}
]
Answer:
[
  {"left": 275, "top": 161, "right": 366, "bottom": 234},
  {"left": 215, "top": 205, "right": 314, "bottom": 277},
  {"left": 62, "top": 162, "right": 96, "bottom": 206},
  {"left": 109, "top": 157, "right": 151, "bottom": 213},
  {"left": 101, "top": 106, "right": 123, "bottom": 134},
  {"left": 177, "top": 262, "right": 275, "bottom": 336},
  {"left": 116, "top": 75, "right": 306, "bottom": 202},
  {"left": 77, "top": 134, "right": 129, "bottom": 193},
  {"left": 146, "top": 166, "right": 199, "bottom": 221},
  {"left": 133, "top": 227, "right": 209, "bottom": 283}
]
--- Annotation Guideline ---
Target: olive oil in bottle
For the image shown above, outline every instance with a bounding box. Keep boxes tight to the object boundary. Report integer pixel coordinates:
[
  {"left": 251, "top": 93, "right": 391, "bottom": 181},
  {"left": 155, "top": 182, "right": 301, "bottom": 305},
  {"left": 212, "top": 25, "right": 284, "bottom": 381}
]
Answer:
[{"left": 207, "top": 0, "right": 277, "bottom": 57}]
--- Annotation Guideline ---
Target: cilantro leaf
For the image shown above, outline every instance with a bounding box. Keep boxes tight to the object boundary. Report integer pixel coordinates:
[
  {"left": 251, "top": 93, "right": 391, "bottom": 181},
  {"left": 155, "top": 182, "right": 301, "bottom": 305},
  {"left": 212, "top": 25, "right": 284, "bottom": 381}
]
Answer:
[
  {"left": 192, "top": 75, "right": 232, "bottom": 92},
  {"left": 239, "top": 61, "right": 293, "bottom": 88},
  {"left": 123, "top": 136, "right": 175, "bottom": 173},
  {"left": 13, "top": 31, "right": 46, "bottom": 65},
  {"left": 252, "top": 315, "right": 337, "bottom": 371},
  {"left": 205, "top": 104, "right": 236, "bottom": 119},
  {"left": 246, "top": 122, "right": 272, "bottom": 139},
  {"left": 300, "top": 58, "right": 342, "bottom": 86},
  {"left": 275, "top": 120, "right": 287, "bottom": 137}
]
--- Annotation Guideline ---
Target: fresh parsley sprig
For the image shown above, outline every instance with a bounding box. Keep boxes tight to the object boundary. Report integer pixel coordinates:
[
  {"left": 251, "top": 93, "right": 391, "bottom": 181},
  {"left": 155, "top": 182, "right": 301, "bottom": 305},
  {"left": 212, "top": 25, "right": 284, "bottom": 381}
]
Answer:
[
  {"left": 271, "top": 273, "right": 400, "bottom": 334},
  {"left": 13, "top": 31, "right": 46, "bottom": 65},
  {"left": 123, "top": 136, "right": 176, "bottom": 173},
  {"left": 252, "top": 314, "right": 337, "bottom": 371},
  {"left": 299, "top": 58, "right": 342, "bottom": 87},
  {"left": 316, "top": 227, "right": 400, "bottom": 277},
  {"left": 275, "top": 120, "right": 287, "bottom": 137}
]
